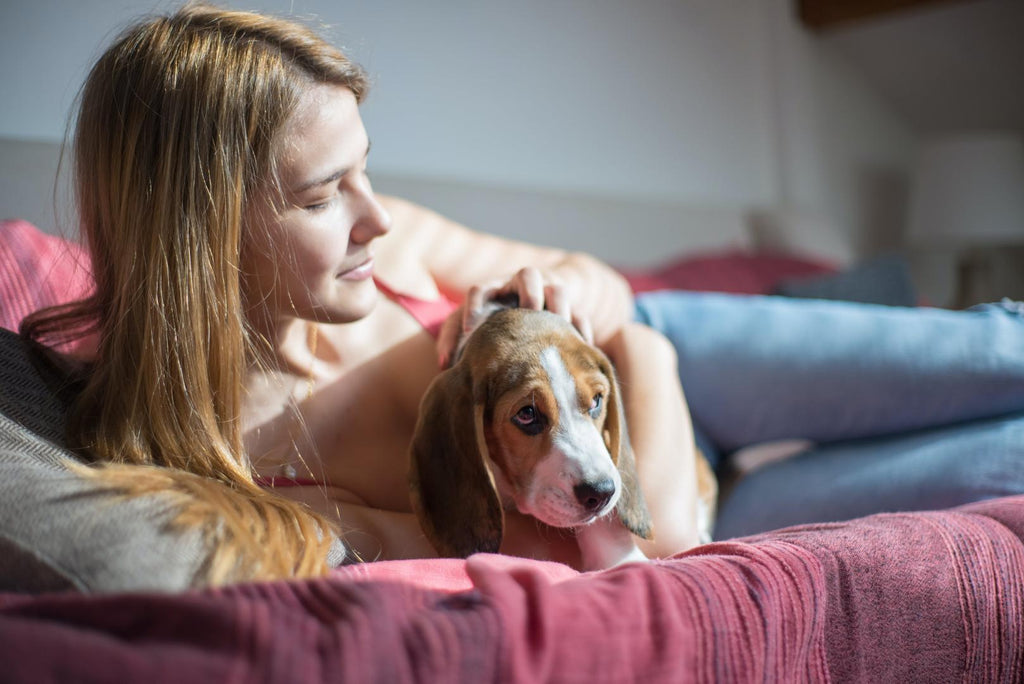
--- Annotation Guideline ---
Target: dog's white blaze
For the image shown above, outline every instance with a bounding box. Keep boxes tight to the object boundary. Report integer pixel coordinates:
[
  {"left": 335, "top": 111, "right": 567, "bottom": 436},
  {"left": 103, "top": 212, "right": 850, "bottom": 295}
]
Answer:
[{"left": 533, "top": 346, "right": 621, "bottom": 522}]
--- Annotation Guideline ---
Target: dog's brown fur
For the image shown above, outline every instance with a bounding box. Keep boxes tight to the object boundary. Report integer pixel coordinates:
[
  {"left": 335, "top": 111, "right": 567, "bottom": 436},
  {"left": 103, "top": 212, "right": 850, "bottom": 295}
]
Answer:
[{"left": 408, "top": 307, "right": 653, "bottom": 559}]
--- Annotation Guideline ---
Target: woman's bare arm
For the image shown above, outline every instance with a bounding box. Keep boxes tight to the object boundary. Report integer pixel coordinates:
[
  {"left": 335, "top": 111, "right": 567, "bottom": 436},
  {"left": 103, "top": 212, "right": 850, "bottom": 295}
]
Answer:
[
  {"left": 285, "top": 487, "right": 587, "bottom": 567},
  {"left": 603, "top": 323, "right": 703, "bottom": 557},
  {"left": 378, "top": 194, "right": 705, "bottom": 558},
  {"left": 274, "top": 486, "right": 439, "bottom": 563},
  {"left": 377, "top": 195, "right": 634, "bottom": 346}
]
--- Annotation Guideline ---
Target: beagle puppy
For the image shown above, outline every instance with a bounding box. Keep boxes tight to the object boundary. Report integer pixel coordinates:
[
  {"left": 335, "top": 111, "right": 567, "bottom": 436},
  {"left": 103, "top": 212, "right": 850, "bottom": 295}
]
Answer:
[{"left": 408, "top": 304, "right": 655, "bottom": 571}]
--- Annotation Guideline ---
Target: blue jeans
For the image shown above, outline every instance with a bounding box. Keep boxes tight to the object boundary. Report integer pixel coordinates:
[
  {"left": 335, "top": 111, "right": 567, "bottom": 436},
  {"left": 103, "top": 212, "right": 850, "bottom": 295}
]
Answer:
[{"left": 634, "top": 292, "right": 1024, "bottom": 539}]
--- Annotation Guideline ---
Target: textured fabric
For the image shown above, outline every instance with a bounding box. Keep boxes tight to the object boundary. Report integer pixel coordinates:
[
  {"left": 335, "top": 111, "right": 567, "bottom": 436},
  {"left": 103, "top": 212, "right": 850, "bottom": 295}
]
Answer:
[
  {"left": 715, "top": 410, "right": 1024, "bottom": 539},
  {"left": 0, "top": 411, "right": 211, "bottom": 593},
  {"left": 1, "top": 496, "right": 1022, "bottom": 682},
  {"left": 635, "top": 291, "right": 1024, "bottom": 451},
  {"left": 0, "top": 328, "right": 211, "bottom": 592},
  {"left": 0, "top": 328, "right": 71, "bottom": 450},
  {"left": 0, "top": 327, "right": 349, "bottom": 591},
  {"left": 0, "top": 219, "right": 92, "bottom": 337},
  {"left": 635, "top": 291, "right": 1024, "bottom": 539}
]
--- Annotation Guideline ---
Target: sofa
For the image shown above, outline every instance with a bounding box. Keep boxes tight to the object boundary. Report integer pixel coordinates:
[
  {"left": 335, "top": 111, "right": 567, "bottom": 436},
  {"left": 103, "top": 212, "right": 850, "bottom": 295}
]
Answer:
[{"left": 2, "top": 214, "right": 1024, "bottom": 681}]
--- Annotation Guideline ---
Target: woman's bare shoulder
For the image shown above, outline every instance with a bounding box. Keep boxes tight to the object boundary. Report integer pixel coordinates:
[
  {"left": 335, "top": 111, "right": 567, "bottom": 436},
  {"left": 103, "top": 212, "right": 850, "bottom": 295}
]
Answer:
[
  {"left": 377, "top": 195, "right": 452, "bottom": 246},
  {"left": 372, "top": 195, "right": 452, "bottom": 294}
]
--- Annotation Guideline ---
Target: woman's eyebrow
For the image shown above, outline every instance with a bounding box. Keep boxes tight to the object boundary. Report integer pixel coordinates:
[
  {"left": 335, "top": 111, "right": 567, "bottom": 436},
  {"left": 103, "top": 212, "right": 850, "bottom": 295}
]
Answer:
[{"left": 293, "top": 140, "right": 372, "bottom": 193}]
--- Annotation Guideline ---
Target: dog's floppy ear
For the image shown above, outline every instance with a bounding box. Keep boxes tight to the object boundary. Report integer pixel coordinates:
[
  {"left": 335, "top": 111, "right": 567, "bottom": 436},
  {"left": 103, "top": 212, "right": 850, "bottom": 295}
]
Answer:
[
  {"left": 599, "top": 355, "right": 654, "bottom": 541},
  {"left": 409, "top": 364, "right": 504, "bottom": 557}
]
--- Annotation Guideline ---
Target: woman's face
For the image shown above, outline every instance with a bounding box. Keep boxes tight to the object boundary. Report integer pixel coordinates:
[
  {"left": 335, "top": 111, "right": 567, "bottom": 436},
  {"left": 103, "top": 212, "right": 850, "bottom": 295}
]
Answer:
[{"left": 243, "top": 84, "right": 391, "bottom": 326}]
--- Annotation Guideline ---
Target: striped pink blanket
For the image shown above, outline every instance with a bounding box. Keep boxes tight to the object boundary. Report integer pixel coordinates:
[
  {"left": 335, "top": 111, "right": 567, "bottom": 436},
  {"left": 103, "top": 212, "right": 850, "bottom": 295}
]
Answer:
[{"left": 2, "top": 495, "right": 1022, "bottom": 683}]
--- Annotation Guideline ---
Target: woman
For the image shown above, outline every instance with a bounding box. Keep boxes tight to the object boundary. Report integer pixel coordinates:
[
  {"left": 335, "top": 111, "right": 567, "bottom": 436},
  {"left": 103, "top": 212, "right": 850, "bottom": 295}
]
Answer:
[
  {"left": 27, "top": 2, "right": 1024, "bottom": 586},
  {"left": 23, "top": 3, "right": 702, "bottom": 583}
]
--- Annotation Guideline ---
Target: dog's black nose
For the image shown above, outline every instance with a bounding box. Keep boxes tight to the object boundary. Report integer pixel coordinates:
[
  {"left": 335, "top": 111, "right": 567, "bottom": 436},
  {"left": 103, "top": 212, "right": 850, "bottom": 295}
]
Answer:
[{"left": 574, "top": 479, "right": 615, "bottom": 513}]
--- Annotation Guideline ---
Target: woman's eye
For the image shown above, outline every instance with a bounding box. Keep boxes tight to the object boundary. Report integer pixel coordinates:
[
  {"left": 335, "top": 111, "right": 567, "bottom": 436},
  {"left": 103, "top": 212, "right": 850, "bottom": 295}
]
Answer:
[
  {"left": 303, "top": 200, "right": 331, "bottom": 212},
  {"left": 589, "top": 393, "right": 603, "bottom": 417}
]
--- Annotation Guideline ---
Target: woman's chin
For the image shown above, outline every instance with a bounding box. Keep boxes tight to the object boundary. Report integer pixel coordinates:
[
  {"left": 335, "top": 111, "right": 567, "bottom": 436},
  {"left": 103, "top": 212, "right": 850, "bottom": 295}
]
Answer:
[{"left": 325, "top": 281, "right": 379, "bottom": 323}]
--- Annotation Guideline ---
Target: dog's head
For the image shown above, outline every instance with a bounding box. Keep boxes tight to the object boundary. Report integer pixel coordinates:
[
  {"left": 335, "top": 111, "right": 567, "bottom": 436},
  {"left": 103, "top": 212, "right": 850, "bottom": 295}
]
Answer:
[{"left": 409, "top": 307, "right": 653, "bottom": 558}]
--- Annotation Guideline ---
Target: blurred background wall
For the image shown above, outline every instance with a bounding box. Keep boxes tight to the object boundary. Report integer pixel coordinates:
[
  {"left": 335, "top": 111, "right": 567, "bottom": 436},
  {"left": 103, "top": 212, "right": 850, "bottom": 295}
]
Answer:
[{"left": 1, "top": 0, "right": 1021, "bottom": 304}]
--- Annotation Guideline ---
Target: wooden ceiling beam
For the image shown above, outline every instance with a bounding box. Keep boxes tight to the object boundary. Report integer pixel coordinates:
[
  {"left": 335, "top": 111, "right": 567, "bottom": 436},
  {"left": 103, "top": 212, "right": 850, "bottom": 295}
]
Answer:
[{"left": 797, "top": 0, "right": 976, "bottom": 30}]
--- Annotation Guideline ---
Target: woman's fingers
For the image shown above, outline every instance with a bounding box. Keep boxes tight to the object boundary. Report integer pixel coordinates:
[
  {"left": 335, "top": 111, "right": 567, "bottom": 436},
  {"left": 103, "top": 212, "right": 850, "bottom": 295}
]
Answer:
[
  {"left": 543, "top": 282, "right": 569, "bottom": 319},
  {"left": 436, "top": 308, "right": 463, "bottom": 368},
  {"left": 545, "top": 282, "right": 590, "bottom": 341},
  {"left": 439, "top": 268, "right": 597, "bottom": 368},
  {"left": 496, "top": 267, "right": 546, "bottom": 310},
  {"left": 464, "top": 283, "right": 490, "bottom": 318},
  {"left": 464, "top": 281, "right": 503, "bottom": 330},
  {"left": 494, "top": 268, "right": 595, "bottom": 341},
  {"left": 572, "top": 312, "right": 594, "bottom": 345}
]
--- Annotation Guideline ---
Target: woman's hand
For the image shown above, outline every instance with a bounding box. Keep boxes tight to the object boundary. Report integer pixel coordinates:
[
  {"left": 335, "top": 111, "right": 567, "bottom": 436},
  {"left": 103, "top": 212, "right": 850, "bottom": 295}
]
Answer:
[
  {"left": 373, "top": 196, "right": 634, "bottom": 363},
  {"left": 436, "top": 267, "right": 595, "bottom": 368}
]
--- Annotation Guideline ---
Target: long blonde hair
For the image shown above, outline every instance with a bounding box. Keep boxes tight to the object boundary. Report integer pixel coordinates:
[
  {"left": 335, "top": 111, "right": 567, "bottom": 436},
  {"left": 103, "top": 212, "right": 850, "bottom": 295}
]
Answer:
[{"left": 22, "top": 2, "right": 369, "bottom": 585}]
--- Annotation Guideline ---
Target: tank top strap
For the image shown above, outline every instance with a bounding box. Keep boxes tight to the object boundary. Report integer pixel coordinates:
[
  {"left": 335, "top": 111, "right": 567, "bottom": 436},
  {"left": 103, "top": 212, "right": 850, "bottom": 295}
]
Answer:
[{"left": 373, "top": 277, "right": 459, "bottom": 339}]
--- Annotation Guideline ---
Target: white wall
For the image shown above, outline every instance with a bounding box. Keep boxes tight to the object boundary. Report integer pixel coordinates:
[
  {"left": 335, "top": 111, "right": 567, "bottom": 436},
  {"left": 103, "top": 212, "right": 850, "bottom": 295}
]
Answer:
[
  {"left": 759, "top": 0, "right": 916, "bottom": 256},
  {"left": 0, "top": 0, "right": 913, "bottom": 265}
]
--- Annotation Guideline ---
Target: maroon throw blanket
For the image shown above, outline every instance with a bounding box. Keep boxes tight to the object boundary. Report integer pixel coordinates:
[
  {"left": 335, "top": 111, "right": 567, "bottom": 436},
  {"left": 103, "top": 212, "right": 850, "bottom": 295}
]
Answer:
[{"left": 2, "top": 496, "right": 1023, "bottom": 683}]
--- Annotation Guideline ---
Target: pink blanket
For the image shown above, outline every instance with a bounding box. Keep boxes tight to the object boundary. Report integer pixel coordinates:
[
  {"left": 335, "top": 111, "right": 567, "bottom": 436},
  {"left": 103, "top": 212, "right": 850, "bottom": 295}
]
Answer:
[{"left": 2, "top": 496, "right": 1022, "bottom": 682}]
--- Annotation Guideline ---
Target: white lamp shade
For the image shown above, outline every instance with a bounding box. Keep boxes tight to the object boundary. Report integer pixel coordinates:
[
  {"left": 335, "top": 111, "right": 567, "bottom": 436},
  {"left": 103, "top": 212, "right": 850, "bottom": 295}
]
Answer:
[{"left": 907, "top": 133, "right": 1024, "bottom": 246}]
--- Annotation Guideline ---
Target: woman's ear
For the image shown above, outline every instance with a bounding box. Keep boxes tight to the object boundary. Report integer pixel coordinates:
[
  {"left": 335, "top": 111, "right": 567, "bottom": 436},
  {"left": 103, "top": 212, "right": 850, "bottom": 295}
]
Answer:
[
  {"left": 600, "top": 356, "right": 654, "bottom": 541},
  {"left": 409, "top": 363, "right": 504, "bottom": 557}
]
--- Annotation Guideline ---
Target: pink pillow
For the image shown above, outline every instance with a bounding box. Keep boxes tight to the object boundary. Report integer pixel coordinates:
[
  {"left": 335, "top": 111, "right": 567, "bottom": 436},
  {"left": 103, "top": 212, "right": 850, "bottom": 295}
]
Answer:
[
  {"left": 334, "top": 554, "right": 578, "bottom": 593},
  {"left": 620, "top": 248, "right": 837, "bottom": 296},
  {"left": 0, "top": 219, "right": 93, "bottom": 334}
]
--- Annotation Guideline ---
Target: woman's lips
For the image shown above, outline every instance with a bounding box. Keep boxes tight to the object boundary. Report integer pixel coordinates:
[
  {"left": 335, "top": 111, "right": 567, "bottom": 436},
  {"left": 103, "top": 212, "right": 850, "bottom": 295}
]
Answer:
[{"left": 339, "top": 257, "right": 374, "bottom": 281}]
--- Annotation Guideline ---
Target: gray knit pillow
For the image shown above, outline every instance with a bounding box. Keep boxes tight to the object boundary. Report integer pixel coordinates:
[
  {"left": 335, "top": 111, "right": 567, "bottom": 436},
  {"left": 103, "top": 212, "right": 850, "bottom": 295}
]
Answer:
[
  {"left": 0, "top": 327, "right": 348, "bottom": 593},
  {"left": 0, "top": 328, "right": 214, "bottom": 592}
]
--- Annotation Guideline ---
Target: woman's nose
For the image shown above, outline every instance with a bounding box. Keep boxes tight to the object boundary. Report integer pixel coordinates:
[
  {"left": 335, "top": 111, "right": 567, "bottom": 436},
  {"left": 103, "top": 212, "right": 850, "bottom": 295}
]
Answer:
[{"left": 350, "top": 190, "right": 392, "bottom": 243}]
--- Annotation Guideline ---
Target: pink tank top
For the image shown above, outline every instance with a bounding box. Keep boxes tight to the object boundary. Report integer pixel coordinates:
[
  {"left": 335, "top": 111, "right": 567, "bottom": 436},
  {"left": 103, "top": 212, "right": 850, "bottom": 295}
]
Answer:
[{"left": 373, "top": 277, "right": 459, "bottom": 339}]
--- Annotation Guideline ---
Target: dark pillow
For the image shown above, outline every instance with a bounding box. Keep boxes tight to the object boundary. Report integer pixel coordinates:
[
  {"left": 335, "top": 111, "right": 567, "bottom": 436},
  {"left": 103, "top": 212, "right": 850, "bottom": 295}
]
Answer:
[
  {"left": 0, "top": 328, "right": 214, "bottom": 592},
  {"left": 773, "top": 254, "right": 917, "bottom": 307},
  {"left": 0, "top": 327, "right": 348, "bottom": 592}
]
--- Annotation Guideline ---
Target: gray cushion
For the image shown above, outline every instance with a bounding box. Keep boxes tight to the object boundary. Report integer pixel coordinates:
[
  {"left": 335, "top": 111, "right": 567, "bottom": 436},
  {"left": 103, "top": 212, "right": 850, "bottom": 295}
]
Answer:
[
  {"left": 0, "top": 327, "right": 348, "bottom": 593},
  {"left": 774, "top": 254, "right": 918, "bottom": 307},
  {"left": 0, "top": 328, "right": 211, "bottom": 592}
]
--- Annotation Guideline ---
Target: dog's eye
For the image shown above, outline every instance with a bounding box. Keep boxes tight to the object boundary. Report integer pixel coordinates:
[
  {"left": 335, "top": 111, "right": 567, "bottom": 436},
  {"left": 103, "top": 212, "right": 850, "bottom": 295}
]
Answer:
[
  {"left": 513, "top": 406, "right": 538, "bottom": 425},
  {"left": 512, "top": 406, "right": 544, "bottom": 435},
  {"left": 589, "top": 393, "right": 603, "bottom": 418}
]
